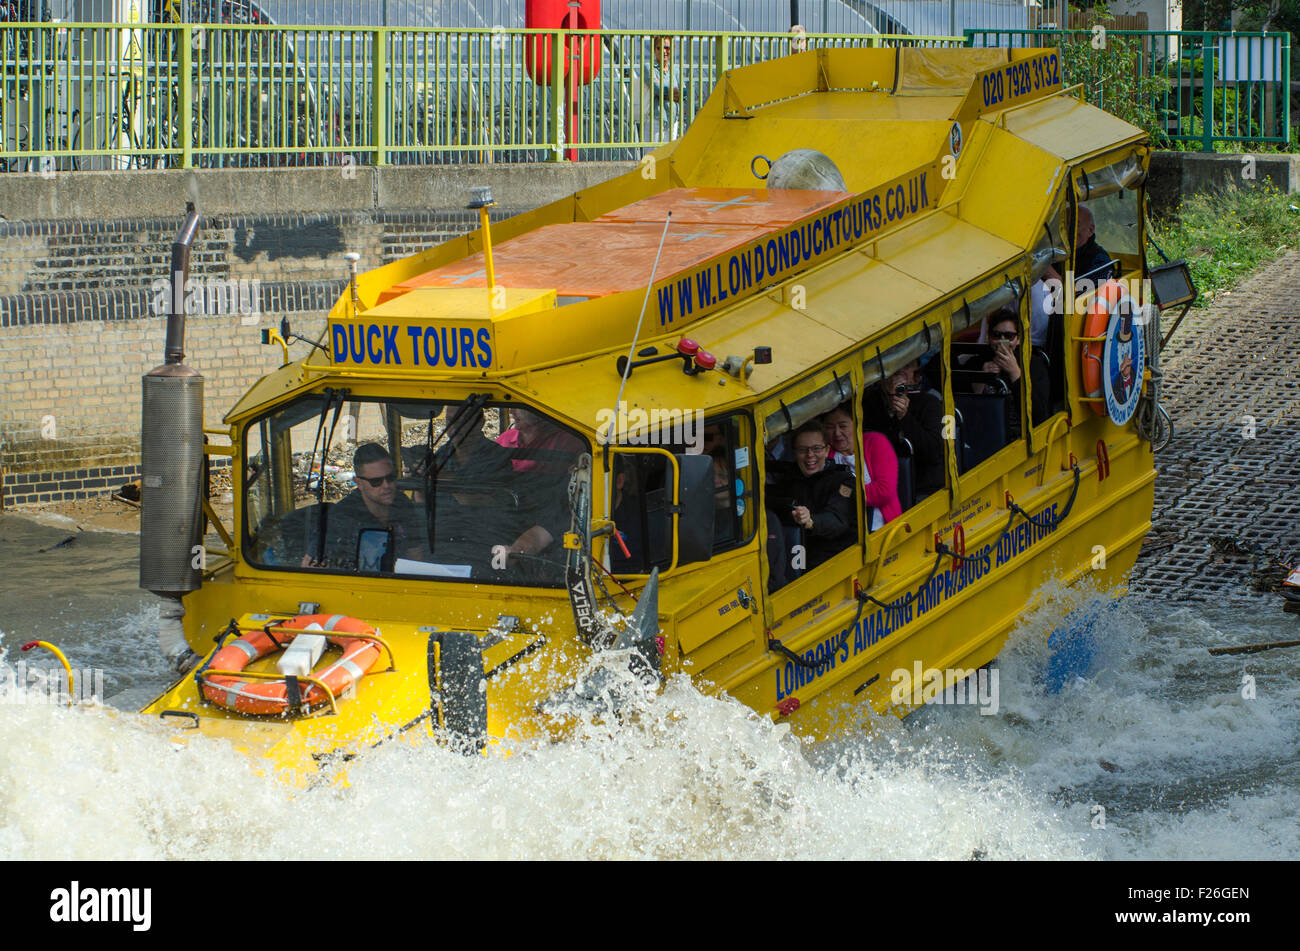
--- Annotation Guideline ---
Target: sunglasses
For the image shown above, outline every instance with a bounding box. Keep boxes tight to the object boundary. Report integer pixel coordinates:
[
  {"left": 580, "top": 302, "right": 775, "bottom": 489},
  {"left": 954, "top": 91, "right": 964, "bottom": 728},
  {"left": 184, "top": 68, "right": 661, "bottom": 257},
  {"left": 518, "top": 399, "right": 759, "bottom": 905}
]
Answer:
[
  {"left": 989, "top": 331, "right": 1019, "bottom": 341},
  {"left": 360, "top": 472, "right": 396, "bottom": 487}
]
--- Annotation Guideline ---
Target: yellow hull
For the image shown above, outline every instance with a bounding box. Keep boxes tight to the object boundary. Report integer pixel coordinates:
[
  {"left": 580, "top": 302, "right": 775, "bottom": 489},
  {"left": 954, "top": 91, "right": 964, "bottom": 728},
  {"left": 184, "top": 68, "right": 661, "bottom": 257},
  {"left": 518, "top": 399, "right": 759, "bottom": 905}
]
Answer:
[{"left": 140, "top": 47, "right": 1163, "bottom": 781}]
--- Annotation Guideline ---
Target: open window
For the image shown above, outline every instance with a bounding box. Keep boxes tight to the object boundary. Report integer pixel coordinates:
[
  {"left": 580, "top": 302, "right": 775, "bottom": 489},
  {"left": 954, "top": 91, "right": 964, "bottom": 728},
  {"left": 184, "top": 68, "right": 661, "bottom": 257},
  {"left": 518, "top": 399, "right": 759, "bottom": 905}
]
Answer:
[
  {"left": 949, "top": 277, "right": 1033, "bottom": 470},
  {"left": 861, "top": 323, "right": 948, "bottom": 511},
  {"left": 1074, "top": 152, "right": 1145, "bottom": 285},
  {"left": 761, "top": 370, "right": 862, "bottom": 594}
]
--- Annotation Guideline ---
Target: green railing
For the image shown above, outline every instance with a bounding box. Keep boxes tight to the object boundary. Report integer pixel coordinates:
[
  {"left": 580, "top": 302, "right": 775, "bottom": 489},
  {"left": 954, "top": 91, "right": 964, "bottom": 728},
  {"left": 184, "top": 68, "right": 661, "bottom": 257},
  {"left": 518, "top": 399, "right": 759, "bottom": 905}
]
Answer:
[
  {"left": 0, "top": 23, "right": 963, "bottom": 171},
  {"left": 966, "top": 29, "right": 1293, "bottom": 152}
]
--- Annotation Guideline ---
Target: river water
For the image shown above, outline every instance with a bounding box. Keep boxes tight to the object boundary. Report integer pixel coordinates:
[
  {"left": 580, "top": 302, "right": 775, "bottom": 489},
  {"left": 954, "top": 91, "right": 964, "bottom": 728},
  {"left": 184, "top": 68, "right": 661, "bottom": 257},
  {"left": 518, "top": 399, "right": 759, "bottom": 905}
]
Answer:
[{"left": 1, "top": 513, "right": 1296, "bottom": 860}]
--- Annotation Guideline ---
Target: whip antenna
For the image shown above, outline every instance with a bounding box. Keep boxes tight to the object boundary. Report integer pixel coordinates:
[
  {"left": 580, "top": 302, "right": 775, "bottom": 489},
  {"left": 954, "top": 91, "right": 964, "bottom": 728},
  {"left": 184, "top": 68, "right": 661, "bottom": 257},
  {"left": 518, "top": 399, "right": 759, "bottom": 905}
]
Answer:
[{"left": 610, "top": 211, "right": 673, "bottom": 445}]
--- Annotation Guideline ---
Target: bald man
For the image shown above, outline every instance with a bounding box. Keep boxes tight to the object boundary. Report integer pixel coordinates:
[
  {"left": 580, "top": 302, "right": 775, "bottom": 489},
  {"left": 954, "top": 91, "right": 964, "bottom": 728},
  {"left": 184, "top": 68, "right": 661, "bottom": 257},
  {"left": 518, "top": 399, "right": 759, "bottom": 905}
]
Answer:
[{"left": 1074, "top": 206, "right": 1116, "bottom": 285}]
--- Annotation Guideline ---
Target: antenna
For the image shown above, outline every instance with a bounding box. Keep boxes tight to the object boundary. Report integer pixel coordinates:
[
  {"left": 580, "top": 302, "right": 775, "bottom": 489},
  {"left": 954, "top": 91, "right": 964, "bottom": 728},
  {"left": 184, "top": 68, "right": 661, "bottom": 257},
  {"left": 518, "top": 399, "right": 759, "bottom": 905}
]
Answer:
[
  {"left": 609, "top": 211, "right": 673, "bottom": 447},
  {"left": 467, "top": 186, "right": 502, "bottom": 311},
  {"left": 345, "top": 252, "right": 361, "bottom": 317}
]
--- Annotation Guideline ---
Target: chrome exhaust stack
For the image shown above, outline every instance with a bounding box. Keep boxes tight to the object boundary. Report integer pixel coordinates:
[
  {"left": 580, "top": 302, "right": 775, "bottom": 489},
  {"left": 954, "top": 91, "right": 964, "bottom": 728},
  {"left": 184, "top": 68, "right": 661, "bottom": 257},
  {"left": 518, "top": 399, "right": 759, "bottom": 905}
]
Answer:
[{"left": 140, "top": 202, "right": 206, "bottom": 598}]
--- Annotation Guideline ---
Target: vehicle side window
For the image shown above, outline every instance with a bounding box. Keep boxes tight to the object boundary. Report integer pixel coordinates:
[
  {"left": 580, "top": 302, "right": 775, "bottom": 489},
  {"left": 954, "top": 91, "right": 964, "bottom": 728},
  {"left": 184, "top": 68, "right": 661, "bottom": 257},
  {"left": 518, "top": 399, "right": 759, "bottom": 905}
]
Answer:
[
  {"left": 765, "top": 407, "right": 862, "bottom": 593},
  {"left": 607, "top": 413, "right": 756, "bottom": 574},
  {"left": 703, "top": 414, "right": 757, "bottom": 555},
  {"left": 862, "top": 354, "right": 947, "bottom": 503}
]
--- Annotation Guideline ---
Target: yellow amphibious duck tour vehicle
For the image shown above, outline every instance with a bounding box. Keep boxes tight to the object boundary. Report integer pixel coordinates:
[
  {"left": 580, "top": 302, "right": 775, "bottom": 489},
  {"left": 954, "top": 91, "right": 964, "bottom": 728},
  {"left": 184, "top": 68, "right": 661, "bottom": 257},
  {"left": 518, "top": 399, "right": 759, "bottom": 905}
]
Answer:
[{"left": 139, "top": 47, "right": 1190, "bottom": 777}]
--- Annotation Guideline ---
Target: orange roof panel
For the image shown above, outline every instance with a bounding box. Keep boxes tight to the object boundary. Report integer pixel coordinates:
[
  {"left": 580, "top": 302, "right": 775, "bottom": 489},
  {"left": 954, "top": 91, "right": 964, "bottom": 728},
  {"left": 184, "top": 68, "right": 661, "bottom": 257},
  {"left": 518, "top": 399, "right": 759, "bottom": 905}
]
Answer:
[
  {"left": 382, "top": 187, "right": 852, "bottom": 305},
  {"left": 596, "top": 187, "right": 850, "bottom": 227}
]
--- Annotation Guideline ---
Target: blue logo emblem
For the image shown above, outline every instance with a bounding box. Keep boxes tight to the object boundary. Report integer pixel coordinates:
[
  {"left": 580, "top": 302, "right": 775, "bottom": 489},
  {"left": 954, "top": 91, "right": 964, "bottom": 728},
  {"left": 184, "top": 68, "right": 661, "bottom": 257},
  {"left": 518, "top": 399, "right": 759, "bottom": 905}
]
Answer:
[{"left": 1101, "top": 305, "right": 1144, "bottom": 425}]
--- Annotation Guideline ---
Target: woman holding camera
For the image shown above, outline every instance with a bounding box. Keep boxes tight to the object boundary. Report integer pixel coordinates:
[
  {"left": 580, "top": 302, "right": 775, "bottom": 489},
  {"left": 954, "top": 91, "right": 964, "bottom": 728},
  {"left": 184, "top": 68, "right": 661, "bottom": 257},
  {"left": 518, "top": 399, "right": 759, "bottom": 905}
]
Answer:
[
  {"left": 861, "top": 360, "right": 945, "bottom": 498},
  {"left": 979, "top": 309, "right": 1050, "bottom": 437}
]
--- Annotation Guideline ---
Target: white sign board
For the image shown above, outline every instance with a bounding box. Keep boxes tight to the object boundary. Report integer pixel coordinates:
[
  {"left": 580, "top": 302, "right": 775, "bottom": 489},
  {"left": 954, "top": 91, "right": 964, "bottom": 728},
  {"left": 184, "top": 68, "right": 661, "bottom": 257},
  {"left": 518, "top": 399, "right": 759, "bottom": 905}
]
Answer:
[{"left": 1217, "top": 36, "right": 1283, "bottom": 83}]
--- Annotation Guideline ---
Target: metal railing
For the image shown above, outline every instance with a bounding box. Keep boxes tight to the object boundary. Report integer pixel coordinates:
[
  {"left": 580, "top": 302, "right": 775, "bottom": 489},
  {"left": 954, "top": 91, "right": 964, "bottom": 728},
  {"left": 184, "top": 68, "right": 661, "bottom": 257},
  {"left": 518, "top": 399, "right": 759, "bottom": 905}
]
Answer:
[
  {"left": 0, "top": 22, "right": 962, "bottom": 170},
  {"left": 966, "top": 28, "right": 1293, "bottom": 152},
  {"left": 142, "top": 0, "right": 1064, "bottom": 35}
]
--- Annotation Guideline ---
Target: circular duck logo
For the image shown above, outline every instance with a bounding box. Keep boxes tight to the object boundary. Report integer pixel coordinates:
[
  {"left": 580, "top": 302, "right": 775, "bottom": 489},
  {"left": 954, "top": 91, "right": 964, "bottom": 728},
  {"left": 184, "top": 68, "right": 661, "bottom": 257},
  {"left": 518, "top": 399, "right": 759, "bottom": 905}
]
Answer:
[{"left": 1101, "top": 306, "right": 1144, "bottom": 425}]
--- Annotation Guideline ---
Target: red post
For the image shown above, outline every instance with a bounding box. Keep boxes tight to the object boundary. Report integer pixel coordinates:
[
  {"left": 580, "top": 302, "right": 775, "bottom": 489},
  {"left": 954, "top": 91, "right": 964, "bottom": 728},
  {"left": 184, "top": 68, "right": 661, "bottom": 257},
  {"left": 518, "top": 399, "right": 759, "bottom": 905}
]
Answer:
[{"left": 525, "top": 0, "right": 602, "bottom": 161}]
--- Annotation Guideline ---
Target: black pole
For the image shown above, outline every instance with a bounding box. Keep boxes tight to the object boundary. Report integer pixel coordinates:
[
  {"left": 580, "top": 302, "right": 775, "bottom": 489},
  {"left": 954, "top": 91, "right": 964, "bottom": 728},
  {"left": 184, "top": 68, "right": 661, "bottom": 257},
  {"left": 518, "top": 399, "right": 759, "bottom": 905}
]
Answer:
[{"left": 790, "top": 1, "right": 800, "bottom": 29}]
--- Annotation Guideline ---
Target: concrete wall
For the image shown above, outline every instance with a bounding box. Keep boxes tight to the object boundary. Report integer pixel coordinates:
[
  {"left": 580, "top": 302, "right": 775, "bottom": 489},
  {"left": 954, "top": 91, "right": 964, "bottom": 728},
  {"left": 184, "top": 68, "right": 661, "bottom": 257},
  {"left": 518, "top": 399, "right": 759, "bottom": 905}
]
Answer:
[
  {"left": 0, "top": 161, "right": 633, "bottom": 506},
  {"left": 3, "top": 152, "right": 1295, "bottom": 505},
  {"left": 1147, "top": 151, "right": 1300, "bottom": 217}
]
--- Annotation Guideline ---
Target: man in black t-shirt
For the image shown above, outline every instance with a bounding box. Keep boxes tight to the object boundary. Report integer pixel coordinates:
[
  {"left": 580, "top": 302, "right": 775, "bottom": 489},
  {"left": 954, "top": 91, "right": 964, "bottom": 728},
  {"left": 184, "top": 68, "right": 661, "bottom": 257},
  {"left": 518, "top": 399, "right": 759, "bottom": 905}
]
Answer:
[{"left": 308, "top": 443, "right": 426, "bottom": 570}]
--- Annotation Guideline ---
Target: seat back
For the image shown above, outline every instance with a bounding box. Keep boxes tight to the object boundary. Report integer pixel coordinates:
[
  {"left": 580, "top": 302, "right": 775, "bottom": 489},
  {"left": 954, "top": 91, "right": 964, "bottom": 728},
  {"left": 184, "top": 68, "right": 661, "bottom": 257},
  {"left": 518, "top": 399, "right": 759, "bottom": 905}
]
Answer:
[
  {"left": 954, "top": 393, "right": 1009, "bottom": 468},
  {"left": 894, "top": 435, "right": 915, "bottom": 513}
]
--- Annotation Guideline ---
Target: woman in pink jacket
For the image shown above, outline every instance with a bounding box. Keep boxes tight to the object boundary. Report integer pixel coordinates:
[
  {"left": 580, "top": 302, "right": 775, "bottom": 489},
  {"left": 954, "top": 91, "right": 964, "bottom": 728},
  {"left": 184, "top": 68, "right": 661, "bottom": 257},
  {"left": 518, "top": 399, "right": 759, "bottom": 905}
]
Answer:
[{"left": 822, "top": 404, "right": 900, "bottom": 531}]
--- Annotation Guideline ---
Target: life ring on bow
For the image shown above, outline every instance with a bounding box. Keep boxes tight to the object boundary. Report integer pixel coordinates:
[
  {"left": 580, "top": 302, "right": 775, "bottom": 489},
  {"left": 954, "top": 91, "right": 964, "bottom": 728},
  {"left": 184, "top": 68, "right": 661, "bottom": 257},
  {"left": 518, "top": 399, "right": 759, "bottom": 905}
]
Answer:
[
  {"left": 1080, "top": 279, "right": 1134, "bottom": 417},
  {"left": 199, "top": 614, "right": 382, "bottom": 716}
]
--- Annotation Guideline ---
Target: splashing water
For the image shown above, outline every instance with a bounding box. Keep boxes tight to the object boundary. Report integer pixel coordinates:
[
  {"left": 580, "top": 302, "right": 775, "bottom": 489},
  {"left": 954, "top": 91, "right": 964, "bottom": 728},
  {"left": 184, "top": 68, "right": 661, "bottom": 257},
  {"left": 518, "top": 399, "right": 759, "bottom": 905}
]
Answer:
[{"left": 1, "top": 515, "right": 1295, "bottom": 860}]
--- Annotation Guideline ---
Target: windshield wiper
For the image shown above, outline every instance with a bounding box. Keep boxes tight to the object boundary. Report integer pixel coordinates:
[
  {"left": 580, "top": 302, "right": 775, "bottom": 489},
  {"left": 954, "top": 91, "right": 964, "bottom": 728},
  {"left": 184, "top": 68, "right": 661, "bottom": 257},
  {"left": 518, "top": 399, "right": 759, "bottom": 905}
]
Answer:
[
  {"left": 307, "top": 387, "right": 348, "bottom": 565},
  {"left": 424, "top": 393, "right": 488, "bottom": 555}
]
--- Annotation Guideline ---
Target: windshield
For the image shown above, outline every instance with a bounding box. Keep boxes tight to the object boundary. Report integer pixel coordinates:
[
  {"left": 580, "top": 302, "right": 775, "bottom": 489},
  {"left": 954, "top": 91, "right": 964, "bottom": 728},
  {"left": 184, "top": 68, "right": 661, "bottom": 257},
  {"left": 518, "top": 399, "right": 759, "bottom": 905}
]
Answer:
[{"left": 243, "top": 393, "right": 587, "bottom": 586}]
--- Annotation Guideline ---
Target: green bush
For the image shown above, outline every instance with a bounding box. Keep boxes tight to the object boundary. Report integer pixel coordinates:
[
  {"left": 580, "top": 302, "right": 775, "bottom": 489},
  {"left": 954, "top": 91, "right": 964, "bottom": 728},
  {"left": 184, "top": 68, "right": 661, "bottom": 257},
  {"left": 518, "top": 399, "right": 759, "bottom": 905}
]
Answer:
[
  {"left": 1149, "top": 184, "right": 1300, "bottom": 303},
  {"left": 1058, "top": 7, "right": 1171, "bottom": 137}
]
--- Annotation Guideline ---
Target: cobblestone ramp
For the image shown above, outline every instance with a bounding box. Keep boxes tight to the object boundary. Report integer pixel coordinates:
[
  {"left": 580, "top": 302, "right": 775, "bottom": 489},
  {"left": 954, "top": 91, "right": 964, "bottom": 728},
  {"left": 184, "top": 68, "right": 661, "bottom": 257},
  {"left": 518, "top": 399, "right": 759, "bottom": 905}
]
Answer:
[{"left": 1130, "top": 250, "right": 1300, "bottom": 602}]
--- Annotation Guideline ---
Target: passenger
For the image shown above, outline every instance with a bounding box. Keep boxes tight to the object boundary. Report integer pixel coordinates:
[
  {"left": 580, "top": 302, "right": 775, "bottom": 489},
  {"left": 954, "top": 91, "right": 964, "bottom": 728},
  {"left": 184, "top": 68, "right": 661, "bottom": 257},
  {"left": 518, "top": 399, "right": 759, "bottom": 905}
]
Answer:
[
  {"left": 304, "top": 443, "right": 426, "bottom": 570},
  {"left": 861, "top": 360, "right": 945, "bottom": 498},
  {"left": 1074, "top": 206, "right": 1115, "bottom": 285},
  {"left": 821, "top": 403, "right": 900, "bottom": 529},
  {"left": 496, "top": 407, "right": 583, "bottom": 474},
  {"left": 860, "top": 430, "right": 901, "bottom": 531},
  {"left": 641, "top": 35, "right": 683, "bottom": 147},
  {"left": 433, "top": 409, "right": 516, "bottom": 568},
  {"left": 976, "top": 310, "right": 1050, "bottom": 436},
  {"left": 765, "top": 504, "right": 791, "bottom": 592},
  {"left": 710, "top": 446, "right": 730, "bottom": 496},
  {"left": 980, "top": 265, "right": 1057, "bottom": 349},
  {"left": 789, "top": 24, "right": 808, "bottom": 54},
  {"left": 702, "top": 422, "right": 726, "bottom": 455},
  {"left": 771, "top": 423, "right": 856, "bottom": 570},
  {"left": 821, "top": 404, "right": 857, "bottom": 473}
]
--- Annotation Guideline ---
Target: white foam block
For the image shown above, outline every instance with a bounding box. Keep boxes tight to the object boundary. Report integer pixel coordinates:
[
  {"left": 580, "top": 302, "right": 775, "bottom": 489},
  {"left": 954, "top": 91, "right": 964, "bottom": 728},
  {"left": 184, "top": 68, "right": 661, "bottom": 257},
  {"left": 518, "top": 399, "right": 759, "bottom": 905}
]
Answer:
[{"left": 277, "top": 632, "right": 327, "bottom": 677}]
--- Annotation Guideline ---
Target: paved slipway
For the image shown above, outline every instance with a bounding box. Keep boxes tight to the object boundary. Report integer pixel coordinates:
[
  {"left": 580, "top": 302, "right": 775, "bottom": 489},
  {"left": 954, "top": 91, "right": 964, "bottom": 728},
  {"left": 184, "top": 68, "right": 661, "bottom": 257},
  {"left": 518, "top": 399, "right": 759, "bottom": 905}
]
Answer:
[{"left": 1131, "top": 249, "right": 1300, "bottom": 601}]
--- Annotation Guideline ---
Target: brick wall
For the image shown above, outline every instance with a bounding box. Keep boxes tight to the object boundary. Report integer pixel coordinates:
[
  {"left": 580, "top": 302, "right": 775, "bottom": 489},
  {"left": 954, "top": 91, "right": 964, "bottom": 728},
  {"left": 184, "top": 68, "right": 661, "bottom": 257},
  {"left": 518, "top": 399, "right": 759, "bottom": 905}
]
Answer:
[{"left": 0, "top": 206, "right": 522, "bottom": 507}]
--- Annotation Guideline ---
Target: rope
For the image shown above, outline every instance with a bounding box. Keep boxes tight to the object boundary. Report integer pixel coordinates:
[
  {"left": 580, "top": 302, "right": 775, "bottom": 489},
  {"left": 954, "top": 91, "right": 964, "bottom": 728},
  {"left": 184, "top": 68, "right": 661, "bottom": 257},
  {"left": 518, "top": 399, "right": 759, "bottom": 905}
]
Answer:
[
  {"left": 768, "top": 590, "right": 868, "bottom": 672},
  {"left": 767, "top": 459, "right": 1084, "bottom": 674}
]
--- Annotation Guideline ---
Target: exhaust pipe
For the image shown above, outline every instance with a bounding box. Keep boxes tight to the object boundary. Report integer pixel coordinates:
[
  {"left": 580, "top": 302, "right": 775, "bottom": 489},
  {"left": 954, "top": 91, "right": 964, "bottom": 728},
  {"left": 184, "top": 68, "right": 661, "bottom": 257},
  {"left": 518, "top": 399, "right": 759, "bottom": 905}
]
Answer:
[{"left": 140, "top": 202, "right": 206, "bottom": 599}]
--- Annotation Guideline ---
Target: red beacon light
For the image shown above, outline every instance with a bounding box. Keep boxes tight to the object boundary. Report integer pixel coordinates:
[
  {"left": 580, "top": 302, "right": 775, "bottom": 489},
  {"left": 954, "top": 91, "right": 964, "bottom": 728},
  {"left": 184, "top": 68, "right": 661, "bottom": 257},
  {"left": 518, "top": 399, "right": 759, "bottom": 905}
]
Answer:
[{"left": 615, "top": 336, "right": 715, "bottom": 378}]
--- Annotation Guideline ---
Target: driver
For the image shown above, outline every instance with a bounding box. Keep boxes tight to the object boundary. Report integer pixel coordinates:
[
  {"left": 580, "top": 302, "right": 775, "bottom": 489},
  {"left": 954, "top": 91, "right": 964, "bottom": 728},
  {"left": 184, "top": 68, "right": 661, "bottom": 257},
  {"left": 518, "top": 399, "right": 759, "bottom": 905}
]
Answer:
[{"left": 303, "top": 443, "right": 426, "bottom": 569}]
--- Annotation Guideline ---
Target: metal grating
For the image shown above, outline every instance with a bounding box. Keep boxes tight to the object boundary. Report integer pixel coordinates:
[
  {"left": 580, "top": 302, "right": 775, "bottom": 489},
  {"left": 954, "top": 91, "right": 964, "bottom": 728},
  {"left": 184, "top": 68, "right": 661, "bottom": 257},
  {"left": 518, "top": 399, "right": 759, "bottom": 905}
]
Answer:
[{"left": 1130, "top": 250, "right": 1300, "bottom": 603}]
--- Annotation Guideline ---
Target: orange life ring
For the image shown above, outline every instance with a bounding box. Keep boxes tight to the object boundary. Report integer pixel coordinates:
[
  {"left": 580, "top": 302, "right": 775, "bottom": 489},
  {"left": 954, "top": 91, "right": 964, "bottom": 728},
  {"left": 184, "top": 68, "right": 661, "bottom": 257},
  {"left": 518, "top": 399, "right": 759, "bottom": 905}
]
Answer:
[
  {"left": 1080, "top": 279, "right": 1132, "bottom": 416},
  {"left": 200, "top": 614, "right": 382, "bottom": 716}
]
